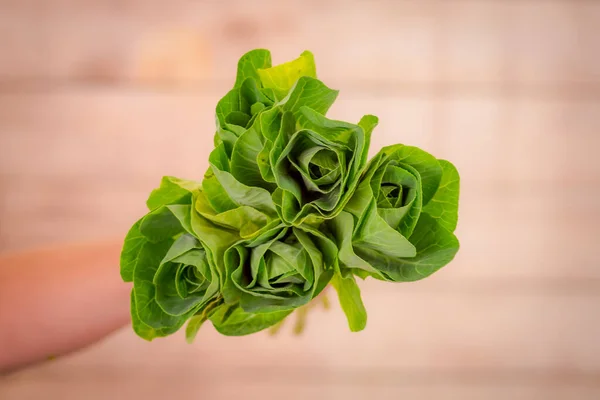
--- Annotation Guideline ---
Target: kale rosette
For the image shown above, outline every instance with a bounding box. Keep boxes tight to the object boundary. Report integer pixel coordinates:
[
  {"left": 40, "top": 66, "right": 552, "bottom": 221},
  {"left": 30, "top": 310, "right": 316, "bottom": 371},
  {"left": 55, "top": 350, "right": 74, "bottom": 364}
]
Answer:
[
  {"left": 120, "top": 49, "right": 461, "bottom": 341},
  {"left": 330, "top": 145, "right": 460, "bottom": 282},
  {"left": 222, "top": 224, "right": 337, "bottom": 313},
  {"left": 204, "top": 49, "right": 376, "bottom": 225},
  {"left": 120, "top": 177, "right": 226, "bottom": 340}
]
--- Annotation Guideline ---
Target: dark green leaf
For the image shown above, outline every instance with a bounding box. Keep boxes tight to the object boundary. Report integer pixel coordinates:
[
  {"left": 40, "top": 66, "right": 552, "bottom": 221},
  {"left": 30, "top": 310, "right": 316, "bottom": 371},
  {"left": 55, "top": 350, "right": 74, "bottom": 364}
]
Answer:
[
  {"left": 154, "top": 234, "right": 218, "bottom": 316},
  {"left": 356, "top": 214, "right": 459, "bottom": 281},
  {"left": 132, "top": 239, "right": 187, "bottom": 330},
  {"left": 380, "top": 144, "right": 443, "bottom": 206}
]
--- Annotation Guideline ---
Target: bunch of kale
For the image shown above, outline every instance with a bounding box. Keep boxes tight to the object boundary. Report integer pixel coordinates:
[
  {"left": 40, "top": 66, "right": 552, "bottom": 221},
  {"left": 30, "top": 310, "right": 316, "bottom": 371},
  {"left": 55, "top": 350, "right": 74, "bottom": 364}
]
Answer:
[{"left": 120, "top": 50, "right": 460, "bottom": 341}]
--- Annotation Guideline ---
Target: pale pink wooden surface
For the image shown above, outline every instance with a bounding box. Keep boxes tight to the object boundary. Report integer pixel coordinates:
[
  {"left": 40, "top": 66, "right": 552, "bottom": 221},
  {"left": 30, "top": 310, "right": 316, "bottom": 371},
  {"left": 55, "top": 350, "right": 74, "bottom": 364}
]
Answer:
[{"left": 0, "top": 0, "right": 599, "bottom": 399}]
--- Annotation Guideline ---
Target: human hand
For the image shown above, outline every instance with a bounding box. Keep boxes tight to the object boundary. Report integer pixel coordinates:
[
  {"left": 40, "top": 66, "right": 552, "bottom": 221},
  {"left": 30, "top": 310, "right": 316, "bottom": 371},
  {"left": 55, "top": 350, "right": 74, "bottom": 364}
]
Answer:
[{"left": 0, "top": 241, "right": 131, "bottom": 373}]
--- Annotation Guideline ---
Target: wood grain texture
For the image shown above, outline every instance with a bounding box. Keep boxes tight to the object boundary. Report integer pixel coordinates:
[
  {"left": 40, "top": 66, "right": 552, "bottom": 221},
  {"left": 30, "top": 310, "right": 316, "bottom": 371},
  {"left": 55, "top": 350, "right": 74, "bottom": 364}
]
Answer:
[
  {"left": 1, "top": 285, "right": 599, "bottom": 398},
  {"left": 0, "top": 91, "right": 437, "bottom": 251},
  {"left": 0, "top": 0, "right": 598, "bottom": 88},
  {"left": 2, "top": 379, "right": 599, "bottom": 400},
  {"left": 35, "top": 285, "right": 600, "bottom": 371}
]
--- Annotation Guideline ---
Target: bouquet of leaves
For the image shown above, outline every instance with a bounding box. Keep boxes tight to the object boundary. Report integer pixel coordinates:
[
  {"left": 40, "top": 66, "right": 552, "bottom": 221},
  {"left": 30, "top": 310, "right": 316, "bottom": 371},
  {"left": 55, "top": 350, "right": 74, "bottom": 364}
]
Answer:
[{"left": 120, "top": 50, "right": 460, "bottom": 341}]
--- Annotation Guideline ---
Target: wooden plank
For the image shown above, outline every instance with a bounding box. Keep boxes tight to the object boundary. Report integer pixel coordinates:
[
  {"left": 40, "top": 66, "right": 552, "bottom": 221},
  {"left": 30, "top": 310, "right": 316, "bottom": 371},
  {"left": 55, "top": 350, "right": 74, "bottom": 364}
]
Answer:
[
  {"left": 2, "top": 92, "right": 598, "bottom": 187},
  {"left": 0, "top": 0, "right": 598, "bottom": 89},
  {"left": 435, "top": 0, "right": 600, "bottom": 86},
  {"left": 503, "top": 0, "right": 600, "bottom": 86},
  {"left": 88, "top": 287, "right": 600, "bottom": 371},
  {"left": 0, "top": 91, "right": 437, "bottom": 179},
  {"left": 431, "top": 96, "right": 600, "bottom": 187},
  {"left": 1, "top": 288, "right": 599, "bottom": 398},
  {"left": 2, "top": 279, "right": 599, "bottom": 397},
  {"left": 1, "top": 378, "right": 599, "bottom": 400},
  {"left": 0, "top": 0, "right": 438, "bottom": 85}
]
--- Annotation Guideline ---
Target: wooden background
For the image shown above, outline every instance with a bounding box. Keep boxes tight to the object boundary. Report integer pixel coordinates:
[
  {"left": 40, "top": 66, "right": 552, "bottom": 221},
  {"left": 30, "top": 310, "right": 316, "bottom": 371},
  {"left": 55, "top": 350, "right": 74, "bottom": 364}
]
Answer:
[{"left": 1, "top": 0, "right": 599, "bottom": 398}]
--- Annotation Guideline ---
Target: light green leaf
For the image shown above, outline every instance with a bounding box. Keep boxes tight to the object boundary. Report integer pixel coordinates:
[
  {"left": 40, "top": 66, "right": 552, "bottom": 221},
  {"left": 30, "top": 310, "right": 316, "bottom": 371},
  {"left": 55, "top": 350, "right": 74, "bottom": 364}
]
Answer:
[
  {"left": 185, "top": 314, "right": 206, "bottom": 344},
  {"left": 209, "top": 163, "right": 278, "bottom": 216},
  {"left": 146, "top": 176, "right": 202, "bottom": 211},
  {"left": 185, "top": 297, "right": 223, "bottom": 343},
  {"left": 190, "top": 191, "right": 244, "bottom": 287},
  {"left": 331, "top": 271, "right": 367, "bottom": 332},
  {"left": 327, "top": 211, "right": 379, "bottom": 276},
  {"left": 357, "top": 114, "right": 378, "bottom": 162},
  {"left": 206, "top": 141, "right": 278, "bottom": 217},
  {"left": 197, "top": 203, "right": 271, "bottom": 240},
  {"left": 203, "top": 146, "right": 239, "bottom": 213},
  {"left": 257, "top": 51, "right": 317, "bottom": 99}
]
